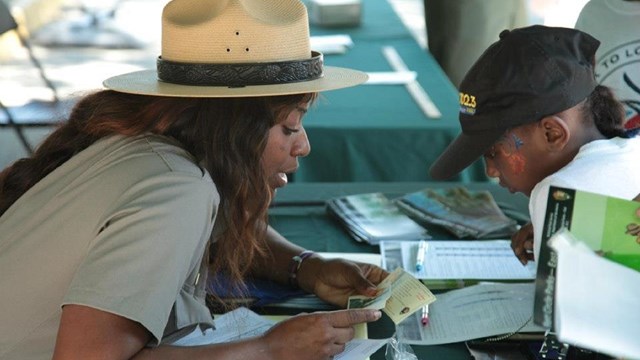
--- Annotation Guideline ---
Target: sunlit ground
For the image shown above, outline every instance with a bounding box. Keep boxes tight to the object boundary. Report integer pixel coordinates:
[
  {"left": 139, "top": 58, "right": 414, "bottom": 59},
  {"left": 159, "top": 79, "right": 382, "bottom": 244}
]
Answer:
[{"left": 1, "top": 0, "right": 163, "bottom": 106}]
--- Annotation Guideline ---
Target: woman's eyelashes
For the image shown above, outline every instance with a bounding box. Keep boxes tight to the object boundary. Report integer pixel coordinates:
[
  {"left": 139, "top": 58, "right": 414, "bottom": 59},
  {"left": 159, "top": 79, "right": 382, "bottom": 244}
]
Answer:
[{"left": 282, "top": 125, "right": 300, "bottom": 135}]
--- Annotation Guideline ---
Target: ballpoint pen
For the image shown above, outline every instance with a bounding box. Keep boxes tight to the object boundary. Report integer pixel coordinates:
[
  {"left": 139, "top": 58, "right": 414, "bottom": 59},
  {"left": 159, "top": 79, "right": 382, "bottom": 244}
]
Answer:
[
  {"left": 421, "top": 305, "right": 429, "bottom": 326},
  {"left": 415, "top": 240, "right": 427, "bottom": 272}
]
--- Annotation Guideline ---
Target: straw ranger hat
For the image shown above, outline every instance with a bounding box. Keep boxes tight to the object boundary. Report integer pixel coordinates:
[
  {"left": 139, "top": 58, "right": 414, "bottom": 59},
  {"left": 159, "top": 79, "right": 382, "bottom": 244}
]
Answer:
[{"left": 103, "top": 0, "right": 368, "bottom": 97}]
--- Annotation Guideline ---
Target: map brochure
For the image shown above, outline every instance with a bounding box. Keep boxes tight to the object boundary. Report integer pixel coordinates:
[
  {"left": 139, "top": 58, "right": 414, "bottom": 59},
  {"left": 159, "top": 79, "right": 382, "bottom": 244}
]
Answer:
[
  {"left": 533, "top": 186, "right": 640, "bottom": 328},
  {"left": 395, "top": 187, "right": 518, "bottom": 239},
  {"left": 325, "top": 192, "right": 430, "bottom": 245}
]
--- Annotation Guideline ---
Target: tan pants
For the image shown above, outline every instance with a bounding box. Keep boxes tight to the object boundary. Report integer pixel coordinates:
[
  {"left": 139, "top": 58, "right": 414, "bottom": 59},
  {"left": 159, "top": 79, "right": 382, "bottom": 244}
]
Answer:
[{"left": 424, "top": 0, "right": 528, "bottom": 88}]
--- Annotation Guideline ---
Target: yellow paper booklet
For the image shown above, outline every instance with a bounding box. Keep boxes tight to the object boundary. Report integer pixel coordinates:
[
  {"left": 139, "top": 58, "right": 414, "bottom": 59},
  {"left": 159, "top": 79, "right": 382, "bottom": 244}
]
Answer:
[{"left": 347, "top": 267, "right": 436, "bottom": 324}]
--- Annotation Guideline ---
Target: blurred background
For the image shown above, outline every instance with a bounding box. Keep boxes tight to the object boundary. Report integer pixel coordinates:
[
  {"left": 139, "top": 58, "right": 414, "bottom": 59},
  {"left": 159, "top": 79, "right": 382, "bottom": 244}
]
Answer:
[{"left": 0, "top": 0, "right": 591, "bottom": 175}]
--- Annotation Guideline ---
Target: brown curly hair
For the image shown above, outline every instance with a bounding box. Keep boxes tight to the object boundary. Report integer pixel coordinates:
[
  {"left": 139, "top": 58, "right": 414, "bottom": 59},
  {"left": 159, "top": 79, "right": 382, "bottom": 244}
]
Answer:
[{"left": 0, "top": 89, "right": 317, "bottom": 301}]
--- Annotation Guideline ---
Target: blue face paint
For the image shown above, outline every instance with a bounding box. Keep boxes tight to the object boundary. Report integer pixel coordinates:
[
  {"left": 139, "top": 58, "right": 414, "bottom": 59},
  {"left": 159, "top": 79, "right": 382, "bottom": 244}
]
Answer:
[{"left": 511, "top": 133, "right": 524, "bottom": 150}]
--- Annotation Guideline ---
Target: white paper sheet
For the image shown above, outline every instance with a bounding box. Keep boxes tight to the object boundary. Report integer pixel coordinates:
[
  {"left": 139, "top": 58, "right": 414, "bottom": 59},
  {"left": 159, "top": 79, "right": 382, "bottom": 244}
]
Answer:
[
  {"left": 395, "top": 283, "right": 545, "bottom": 345},
  {"left": 381, "top": 240, "right": 536, "bottom": 280},
  {"left": 550, "top": 230, "right": 640, "bottom": 360},
  {"left": 364, "top": 71, "right": 417, "bottom": 85},
  {"left": 381, "top": 46, "right": 442, "bottom": 118},
  {"left": 172, "top": 307, "right": 388, "bottom": 360},
  {"left": 310, "top": 35, "right": 354, "bottom": 54}
]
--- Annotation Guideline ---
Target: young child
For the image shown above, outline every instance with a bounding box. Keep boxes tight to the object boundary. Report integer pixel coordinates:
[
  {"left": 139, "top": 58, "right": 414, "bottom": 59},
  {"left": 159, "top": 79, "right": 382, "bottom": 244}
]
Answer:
[{"left": 428, "top": 25, "right": 640, "bottom": 265}]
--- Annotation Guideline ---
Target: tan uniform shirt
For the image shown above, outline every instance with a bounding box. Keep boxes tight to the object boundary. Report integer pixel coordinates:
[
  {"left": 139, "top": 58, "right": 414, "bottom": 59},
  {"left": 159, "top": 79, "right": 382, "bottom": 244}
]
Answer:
[{"left": 0, "top": 135, "right": 218, "bottom": 359}]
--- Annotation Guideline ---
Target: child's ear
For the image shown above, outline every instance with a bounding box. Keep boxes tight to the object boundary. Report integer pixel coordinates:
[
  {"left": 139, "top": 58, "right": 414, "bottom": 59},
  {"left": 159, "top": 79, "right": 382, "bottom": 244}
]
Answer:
[{"left": 539, "top": 116, "right": 570, "bottom": 151}]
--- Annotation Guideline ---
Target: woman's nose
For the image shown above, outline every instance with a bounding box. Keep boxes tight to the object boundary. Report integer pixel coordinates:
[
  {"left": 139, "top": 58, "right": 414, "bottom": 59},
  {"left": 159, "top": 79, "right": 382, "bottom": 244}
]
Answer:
[{"left": 293, "top": 128, "right": 311, "bottom": 157}]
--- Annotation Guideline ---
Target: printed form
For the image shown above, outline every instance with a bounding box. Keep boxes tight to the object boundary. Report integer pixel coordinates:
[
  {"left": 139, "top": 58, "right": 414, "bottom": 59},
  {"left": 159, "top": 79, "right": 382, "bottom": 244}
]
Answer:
[
  {"left": 396, "top": 282, "right": 545, "bottom": 345},
  {"left": 381, "top": 240, "right": 536, "bottom": 280},
  {"left": 172, "top": 307, "right": 389, "bottom": 360}
]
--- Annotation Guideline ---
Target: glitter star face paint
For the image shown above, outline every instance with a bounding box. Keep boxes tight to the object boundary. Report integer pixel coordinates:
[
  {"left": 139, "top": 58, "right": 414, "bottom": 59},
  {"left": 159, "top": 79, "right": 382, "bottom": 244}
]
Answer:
[
  {"left": 499, "top": 133, "right": 526, "bottom": 175},
  {"left": 486, "top": 132, "right": 527, "bottom": 175},
  {"left": 483, "top": 129, "right": 538, "bottom": 196},
  {"left": 484, "top": 120, "right": 566, "bottom": 197}
]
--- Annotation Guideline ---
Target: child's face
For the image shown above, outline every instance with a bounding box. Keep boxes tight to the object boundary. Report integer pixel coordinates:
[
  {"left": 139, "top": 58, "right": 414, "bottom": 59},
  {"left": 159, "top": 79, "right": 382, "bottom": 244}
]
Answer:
[{"left": 482, "top": 125, "right": 551, "bottom": 197}]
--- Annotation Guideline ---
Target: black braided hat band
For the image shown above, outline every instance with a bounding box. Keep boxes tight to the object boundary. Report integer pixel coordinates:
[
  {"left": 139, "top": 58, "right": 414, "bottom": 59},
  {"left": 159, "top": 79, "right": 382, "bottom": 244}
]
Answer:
[{"left": 157, "top": 51, "right": 324, "bottom": 88}]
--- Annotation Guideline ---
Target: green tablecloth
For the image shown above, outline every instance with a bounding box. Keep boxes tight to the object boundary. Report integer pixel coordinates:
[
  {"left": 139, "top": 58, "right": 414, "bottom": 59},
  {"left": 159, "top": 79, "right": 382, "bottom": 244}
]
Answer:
[
  {"left": 268, "top": 182, "right": 530, "bottom": 359},
  {"left": 294, "top": 0, "right": 488, "bottom": 182}
]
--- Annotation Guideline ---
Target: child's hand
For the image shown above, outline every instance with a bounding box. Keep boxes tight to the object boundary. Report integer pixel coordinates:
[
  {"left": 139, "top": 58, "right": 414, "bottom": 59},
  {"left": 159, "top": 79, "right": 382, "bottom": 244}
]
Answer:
[
  {"left": 511, "top": 222, "right": 534, "bottom": 265},
  {"left": 625, "top": 223, "right": 640, "bottom": 244},
  {"left": 627, "top": 193, "right": 640, "bottom": 244}
]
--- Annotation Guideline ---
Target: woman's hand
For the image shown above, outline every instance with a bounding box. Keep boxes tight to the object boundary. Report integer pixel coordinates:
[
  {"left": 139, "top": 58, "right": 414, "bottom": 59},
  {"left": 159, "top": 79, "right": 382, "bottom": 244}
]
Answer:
[
  {"left": 298, "top": 257, "right": 389, "bottom": 308},
  {"left": 262, "top": 309, "right": 381, "bottom": 360},
  {"left": 511, "top": 222, "right": 534, "bottom": 265}
]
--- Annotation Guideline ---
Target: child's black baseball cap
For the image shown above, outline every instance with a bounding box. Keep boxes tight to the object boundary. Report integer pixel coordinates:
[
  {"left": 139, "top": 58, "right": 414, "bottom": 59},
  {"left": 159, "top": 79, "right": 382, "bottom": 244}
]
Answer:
[{"left": 429, "top": 25, "right": 600, "bottom": 180}]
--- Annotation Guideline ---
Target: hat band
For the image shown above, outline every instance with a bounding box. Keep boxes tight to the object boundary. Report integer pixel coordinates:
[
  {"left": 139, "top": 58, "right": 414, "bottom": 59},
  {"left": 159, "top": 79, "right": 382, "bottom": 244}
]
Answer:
[{"left": 157, "top": 51, "right": 324, "bottom": 87}]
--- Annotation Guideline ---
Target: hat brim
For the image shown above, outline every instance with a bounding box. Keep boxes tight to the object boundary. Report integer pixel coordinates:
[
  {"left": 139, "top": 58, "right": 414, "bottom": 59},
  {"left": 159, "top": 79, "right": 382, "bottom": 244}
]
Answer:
[
  {"left": 103, "top": 66, "right": 367, "bottom": 97},
  {"left": 429, "top": 129, "right": 504, "bottom": 180}
]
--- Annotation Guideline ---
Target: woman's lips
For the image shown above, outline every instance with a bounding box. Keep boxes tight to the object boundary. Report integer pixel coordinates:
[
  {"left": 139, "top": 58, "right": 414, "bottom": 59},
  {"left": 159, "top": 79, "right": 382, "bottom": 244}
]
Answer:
[{"left": 273, "top": 172, "right": 288, "bottom": 188}]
